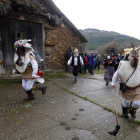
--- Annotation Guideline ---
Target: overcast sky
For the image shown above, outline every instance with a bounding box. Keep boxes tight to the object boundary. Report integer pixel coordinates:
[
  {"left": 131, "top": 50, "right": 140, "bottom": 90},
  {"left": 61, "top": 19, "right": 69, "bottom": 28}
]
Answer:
[{"left": 52, "top": 0, "right": 140, "bottom": 40}]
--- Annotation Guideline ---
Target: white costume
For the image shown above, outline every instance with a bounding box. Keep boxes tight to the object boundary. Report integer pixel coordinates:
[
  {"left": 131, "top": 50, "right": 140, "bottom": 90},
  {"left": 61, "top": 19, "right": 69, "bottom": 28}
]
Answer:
[
  {"left": 111, "top": 45, "right": 140, "bottom": 118},
  {"left": 14, "top": 40, "right": 46, "bottom": 100},
  {"left": 111, "top": 69, "right": 140, "bottom": 109}
]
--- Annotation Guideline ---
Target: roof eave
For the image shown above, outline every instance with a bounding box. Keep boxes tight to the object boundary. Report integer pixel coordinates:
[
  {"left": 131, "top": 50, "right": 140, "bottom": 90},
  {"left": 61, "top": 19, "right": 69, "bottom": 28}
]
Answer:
[{"left": 41, "top": 0, "right": 88, "bottom": 43}]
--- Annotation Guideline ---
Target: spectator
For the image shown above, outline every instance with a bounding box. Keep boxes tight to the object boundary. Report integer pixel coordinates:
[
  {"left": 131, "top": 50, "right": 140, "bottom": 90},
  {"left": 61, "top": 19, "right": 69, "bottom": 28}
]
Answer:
[
  {"left": 110, "top": 47, "right": 114, "bottom": 55},
  {"left": 111, "top": 53, "right": 114, "bottom": 59},
  {"left": 94, "top": 54, "right": 101, "bottom": 70},
  {"left": 87, "top": 53, "right": 90, "bottom": 71},
  {"left": 84, "top": 53, "right": 90, "bottom": 74},
  {"left": 66, "top": 46, "right": 73, "bottom": 72},
  {"left": 89, "top": 53, "right": 95, "bottom": 75},
  {"left": 118, "top": 54, "right": 121, "bottom": 61},
  {"left": 104, "top": 56, "right": 115, "bottom": 85},
  {"left": 120, "top": 53, "right": 124, "bottom": 60},
  {"left": 79, "top": 53, "right": 84, "bottom": 73},
  {"left": 103, "top": 54, "right": 107, "bottom": 69},
  {"left": 113, "top": 55, "right": 120, "bottom": 71}
]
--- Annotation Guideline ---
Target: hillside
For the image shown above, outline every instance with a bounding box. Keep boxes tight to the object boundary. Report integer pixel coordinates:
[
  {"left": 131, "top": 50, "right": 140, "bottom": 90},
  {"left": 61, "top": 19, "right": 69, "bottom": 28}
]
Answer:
[{"left": 79, "top": 28, "right": 140, "bottom": 50}]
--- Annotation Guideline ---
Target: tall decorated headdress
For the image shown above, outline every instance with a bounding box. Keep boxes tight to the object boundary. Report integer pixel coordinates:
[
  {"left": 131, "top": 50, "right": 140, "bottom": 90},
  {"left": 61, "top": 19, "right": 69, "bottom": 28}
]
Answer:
[
  {"left": 14, "top": 39, "right": 32, "bottom": 50},
  {"left": 123, "top": 43, "right": 138, "bottom": 57}
]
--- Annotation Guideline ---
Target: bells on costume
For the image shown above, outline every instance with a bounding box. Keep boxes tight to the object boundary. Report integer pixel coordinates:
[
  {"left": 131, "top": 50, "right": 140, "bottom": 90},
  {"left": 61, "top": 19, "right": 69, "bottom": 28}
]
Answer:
[
  {"left": 122, "top": 105, "right": 138, "bottom": 119},
  {"left": 32, "top": 85, "right": 47, "bottom": 95},
  {"left": 24, "top": 85, "right": 47, "bottom": 100}
]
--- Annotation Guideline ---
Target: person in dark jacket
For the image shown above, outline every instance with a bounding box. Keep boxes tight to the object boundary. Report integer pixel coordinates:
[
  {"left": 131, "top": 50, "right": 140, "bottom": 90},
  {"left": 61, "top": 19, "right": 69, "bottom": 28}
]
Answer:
[
  {"left": 67, "top": 46, "right": 73, "bottom": 72},
  {"left": 103, "top": 54, "right": 107, "bottom": 69},
  {"left": 120, "top": 53, "right": 125, "bottom": 60},
  {"left": 104, "top": 55, "right": 115, "bottom": 85},
  {"left": 89, "top": 53, "right": 95, "bottom": 75},
  {"left": 110, "top": 48, "right": 114, "bottom": 55},
  {"left": 79, "top": 53, "right": 84, "bottom": 73},
  {"left": 113, "top": 54, "right": 120, "bottom": 71},
  {"left": 94, "top": 54, "right": 101, "bottom": 70}
]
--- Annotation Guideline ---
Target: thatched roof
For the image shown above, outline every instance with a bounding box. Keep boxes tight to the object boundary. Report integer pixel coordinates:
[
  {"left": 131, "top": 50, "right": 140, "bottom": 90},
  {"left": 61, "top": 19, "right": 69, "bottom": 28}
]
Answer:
[
  {"left": 0, "top": 0, "right": 62, "bottom": 26},
  {"left": 0, "top": 0, "right": 88, "bottom": 43},
  {"left": 0, "top": 0, "right": 48, "bottom": 15},
  {"left": 0, "top": 0, "right": 11, "bottom": 15}
]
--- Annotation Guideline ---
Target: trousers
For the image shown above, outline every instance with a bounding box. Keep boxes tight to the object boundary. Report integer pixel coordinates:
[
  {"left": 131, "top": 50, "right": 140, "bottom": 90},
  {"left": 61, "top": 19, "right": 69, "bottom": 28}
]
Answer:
[
  {"left": 122, "top": 98, "right": 140, "bottom": 109},
  {"left": 22, "top": 79, "right": 35, "bottom": 91}
]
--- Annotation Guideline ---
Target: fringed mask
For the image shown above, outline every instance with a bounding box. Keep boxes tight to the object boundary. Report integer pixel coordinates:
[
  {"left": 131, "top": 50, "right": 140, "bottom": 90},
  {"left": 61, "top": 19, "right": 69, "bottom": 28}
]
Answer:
[
  {"left": 15, "top": 47, "right": 25, "bottom": 66},
  {"left": 14, "top": 40, "right": 32, "bottom": 66},
  {"left": 128, "top": 43, "right": 140, "bottom": 68}
]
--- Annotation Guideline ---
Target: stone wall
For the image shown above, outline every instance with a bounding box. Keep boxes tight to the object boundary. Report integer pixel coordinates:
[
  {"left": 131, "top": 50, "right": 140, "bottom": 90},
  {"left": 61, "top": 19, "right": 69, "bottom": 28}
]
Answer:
[{"left": 45, "top": 24, "right": 83, "bottom": 70}]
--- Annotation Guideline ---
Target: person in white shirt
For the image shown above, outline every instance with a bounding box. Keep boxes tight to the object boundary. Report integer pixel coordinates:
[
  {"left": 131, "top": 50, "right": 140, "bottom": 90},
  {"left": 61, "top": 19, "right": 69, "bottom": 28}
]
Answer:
[
  {"left": 14, "top": 40, "right": 46, "bottom": 100},
  {"left": 67, "top": 49, "right": 83, "bottom": 83}
]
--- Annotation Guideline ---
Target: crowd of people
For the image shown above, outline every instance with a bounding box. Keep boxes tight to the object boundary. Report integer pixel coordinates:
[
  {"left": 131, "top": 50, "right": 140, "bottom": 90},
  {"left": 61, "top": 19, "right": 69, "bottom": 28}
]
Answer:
[
  {"left": 66, "top": 47, "right": 102, "bottom": 76},
  {"left": 66, "top": 46, "right": 125, "bottom": 79},
  {"left": 103, "top": 53, "right": 124, "bottom": 85},
  {"left": 67, "top": 46, "right": 140, "bottom": 119}
]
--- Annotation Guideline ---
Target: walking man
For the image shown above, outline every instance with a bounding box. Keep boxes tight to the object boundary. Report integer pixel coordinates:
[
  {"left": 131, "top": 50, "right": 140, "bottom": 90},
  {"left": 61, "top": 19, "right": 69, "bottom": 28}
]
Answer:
[{"left": 67, "top": 49, "right": 83, "bottom": 83}]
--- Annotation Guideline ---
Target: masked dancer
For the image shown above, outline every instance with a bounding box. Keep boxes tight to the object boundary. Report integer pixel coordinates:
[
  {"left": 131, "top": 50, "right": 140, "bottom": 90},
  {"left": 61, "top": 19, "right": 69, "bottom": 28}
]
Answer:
[{"left": 14, "top": 40, "right": 46, "bottom": 100}]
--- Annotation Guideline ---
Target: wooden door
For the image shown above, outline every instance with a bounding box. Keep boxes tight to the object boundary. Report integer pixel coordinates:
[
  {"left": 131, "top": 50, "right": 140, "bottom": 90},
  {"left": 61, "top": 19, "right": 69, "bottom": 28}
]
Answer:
[{"left": 0, "top": 17, "right": 43, "bottom": 74}]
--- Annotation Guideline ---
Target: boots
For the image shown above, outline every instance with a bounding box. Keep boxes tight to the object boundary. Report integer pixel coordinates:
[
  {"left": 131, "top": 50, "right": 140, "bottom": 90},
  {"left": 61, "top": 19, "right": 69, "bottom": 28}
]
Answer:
[
  {"left": 122, "top": 105, "right": 138, "bottom": 119},
  {"left": 129, "top": 105, "right": 138, "bottom": 119},
  {"left": 106, "top": 81, "right": 108, "bottom": 85},
  {"left": 24, "top": 90, "right": 35, "bottom": 100},
  {"left": 32, "top": 85, "right": 47, "bottom": 95},
  {"left": 122, "top": 106, "right": 128, "bottom": 118}
]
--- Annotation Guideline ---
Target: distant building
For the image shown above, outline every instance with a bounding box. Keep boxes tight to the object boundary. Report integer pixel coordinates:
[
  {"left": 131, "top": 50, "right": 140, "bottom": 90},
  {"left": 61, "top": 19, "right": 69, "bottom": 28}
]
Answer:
[{"left": 0, "top": 0, "right": 87, "bottom": 74}]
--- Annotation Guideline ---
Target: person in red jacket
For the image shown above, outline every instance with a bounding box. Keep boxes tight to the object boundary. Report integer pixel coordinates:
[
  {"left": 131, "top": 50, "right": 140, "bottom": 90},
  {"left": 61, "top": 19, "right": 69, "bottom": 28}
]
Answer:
[{"left": 84, "top": 53, "right": 90, "bottom": 74}]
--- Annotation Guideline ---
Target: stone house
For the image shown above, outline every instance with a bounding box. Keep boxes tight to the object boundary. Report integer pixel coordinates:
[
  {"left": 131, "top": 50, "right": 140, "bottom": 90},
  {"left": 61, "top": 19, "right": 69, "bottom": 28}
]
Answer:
[{"left": 0, "top": 0, "right": 87, "bottom": 74}]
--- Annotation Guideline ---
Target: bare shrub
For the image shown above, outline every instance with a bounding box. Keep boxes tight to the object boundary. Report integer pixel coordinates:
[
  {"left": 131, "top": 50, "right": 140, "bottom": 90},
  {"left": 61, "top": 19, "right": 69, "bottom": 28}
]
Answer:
[{"left": 97, "top": 41, "right": 139, "bottom": 60}]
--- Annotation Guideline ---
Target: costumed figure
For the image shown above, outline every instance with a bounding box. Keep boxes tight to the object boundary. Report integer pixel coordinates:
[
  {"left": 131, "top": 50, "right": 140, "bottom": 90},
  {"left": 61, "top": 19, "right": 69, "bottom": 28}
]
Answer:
[
  {"left": 104, "top": 55, "right": 115, "bottom": 85},
  {"left": 14, "top": 39, "right": 47, "bottom": 100},
  {"left": 111, "top": 45, "right": 140, "bottom": 119},
  {"left": 67, "top": 49, "right": 83, "bottom": 83}
]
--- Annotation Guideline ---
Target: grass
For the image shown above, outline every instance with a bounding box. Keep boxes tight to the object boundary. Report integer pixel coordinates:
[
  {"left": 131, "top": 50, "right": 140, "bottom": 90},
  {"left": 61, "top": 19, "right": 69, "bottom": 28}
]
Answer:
[
  {"left": 128, "top": 120, "right": 140, "bottom": 127},
  {"left": 44, "top": 72, "right": 67, "bottom": 79},
  {"left": 0, "top": 79, "right": 21, "bottom": 85},
  {"left": 83, "top": 68, "right": 105, "bottom": 75},
  {"left": 87, "top": 77, "right": 98, "bottom": 80},
  {"left": 94, "top": 68, "right": 105, "bottom": 74},
  {"left": 103, "top": 107, "right": 113, "bottom": 112}
]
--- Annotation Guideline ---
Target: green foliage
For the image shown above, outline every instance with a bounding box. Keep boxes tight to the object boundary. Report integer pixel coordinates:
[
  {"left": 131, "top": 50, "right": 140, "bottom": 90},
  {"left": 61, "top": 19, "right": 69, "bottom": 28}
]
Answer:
[
  {"left": 44, "top": 72, "right": 67, "bottom": 79},
  {"left": 80, "top": 29, "right": 140, "bottom": 50},
  {"left": 94, "top": 69, "right": 105, "bottom": 74},
  {"left": 0, "top": 79, "right": 21, "bottom": 85}
]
